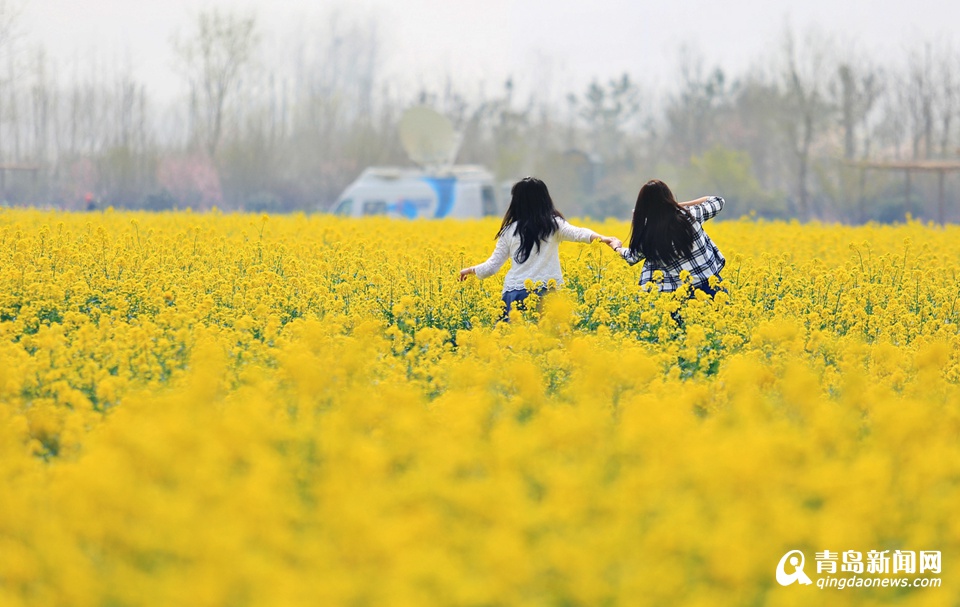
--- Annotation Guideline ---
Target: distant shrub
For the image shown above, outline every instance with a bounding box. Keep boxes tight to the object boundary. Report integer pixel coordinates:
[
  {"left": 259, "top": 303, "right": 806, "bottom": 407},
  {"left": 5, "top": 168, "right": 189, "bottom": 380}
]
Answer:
[
  {"left": 141, "top": 190, "right": 178, "bottom": 212},
  {"left": 244, "top": 192, "right": 286, "bottom": 214},
  {"left": 677, "top": 146, "right": 784, "bottom": 218}
]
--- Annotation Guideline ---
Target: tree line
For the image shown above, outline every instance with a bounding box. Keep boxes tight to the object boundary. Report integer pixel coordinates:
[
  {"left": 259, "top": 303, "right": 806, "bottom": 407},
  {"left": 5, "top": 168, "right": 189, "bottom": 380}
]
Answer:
[{"left": 1, "top": 4, "right": 959, "bottom": 222}]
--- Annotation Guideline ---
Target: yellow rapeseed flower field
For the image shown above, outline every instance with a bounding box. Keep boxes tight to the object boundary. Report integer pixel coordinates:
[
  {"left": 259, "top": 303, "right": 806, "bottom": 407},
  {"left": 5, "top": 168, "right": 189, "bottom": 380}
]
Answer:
[{"left": 1, "top": 208, "right": 959, "bottom": 606}]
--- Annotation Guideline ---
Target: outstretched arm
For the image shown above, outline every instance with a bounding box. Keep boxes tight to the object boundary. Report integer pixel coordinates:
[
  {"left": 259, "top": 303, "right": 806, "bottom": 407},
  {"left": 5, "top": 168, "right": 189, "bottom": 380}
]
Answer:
[
  {"left": 677, "top": 196, "right": 711, "bottom": 208},
  {"left": 591, "top": 232, "right": 623, "bottom": 249},
  {"left": 684, "top": 196, "right": 725, "bottom": 223},
  {"left": 613, "top": 245, "right": 643, "bottom": 266},
  {"left": 459, "top": 233, "right": 511, "bottom": 281},
  {"left": 557, "top": 220, "right": 622, "bottom": 249}
]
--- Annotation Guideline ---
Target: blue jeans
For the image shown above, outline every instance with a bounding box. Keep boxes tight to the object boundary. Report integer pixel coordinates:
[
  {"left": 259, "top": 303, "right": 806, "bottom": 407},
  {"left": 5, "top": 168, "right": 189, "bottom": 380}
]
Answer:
[
  {"left": 501, "top": 287, "right": 548, "bottom": 320},
  {"left": 672, "top": 274, "right": 725, "bottom": 326},
  {"left": 691, "top": 274, "right": 725, "bottom": 298}
]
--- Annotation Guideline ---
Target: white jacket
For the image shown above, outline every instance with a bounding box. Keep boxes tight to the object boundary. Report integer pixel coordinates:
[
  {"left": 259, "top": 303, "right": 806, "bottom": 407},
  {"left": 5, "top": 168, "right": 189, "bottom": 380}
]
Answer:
[{"left": 473, "top": 219, "right": 597, "bottom": 293}]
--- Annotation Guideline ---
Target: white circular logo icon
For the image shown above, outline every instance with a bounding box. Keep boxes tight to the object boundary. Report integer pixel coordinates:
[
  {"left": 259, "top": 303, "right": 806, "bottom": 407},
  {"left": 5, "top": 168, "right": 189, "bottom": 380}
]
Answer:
[{"left": 776, "top": 550, "right": 814, "bottom": 586}]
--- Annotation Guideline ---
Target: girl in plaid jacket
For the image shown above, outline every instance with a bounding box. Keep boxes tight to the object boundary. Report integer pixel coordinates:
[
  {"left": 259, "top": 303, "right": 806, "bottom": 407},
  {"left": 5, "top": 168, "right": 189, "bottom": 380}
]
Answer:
[{"left": 611, "top": 179, "right": 725, "bottom": 296}]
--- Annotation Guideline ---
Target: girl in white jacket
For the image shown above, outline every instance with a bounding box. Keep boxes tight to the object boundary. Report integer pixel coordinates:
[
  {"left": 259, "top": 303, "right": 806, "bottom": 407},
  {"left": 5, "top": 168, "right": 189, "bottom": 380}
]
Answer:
[{"left": 459, "top": 177, "right": 620, "bottom": 315}]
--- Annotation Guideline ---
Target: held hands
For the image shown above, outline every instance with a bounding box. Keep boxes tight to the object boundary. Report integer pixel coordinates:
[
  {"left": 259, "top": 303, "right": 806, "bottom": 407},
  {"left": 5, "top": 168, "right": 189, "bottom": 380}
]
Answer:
[
  {"left": 460, "top": 235, "right": 621, "bottom": 283},
  {"left": 599, "top": 235, "right": 622, "bottom": 250}
]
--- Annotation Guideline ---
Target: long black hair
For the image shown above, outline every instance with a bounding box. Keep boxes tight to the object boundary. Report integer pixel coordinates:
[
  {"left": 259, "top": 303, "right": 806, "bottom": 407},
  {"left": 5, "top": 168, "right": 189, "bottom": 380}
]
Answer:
[
  {"left": 496, "top": 177, "right": 564, "bottom": 264},
  {"left": 628, "top": 179, "right": 696, "bottom": 266}
]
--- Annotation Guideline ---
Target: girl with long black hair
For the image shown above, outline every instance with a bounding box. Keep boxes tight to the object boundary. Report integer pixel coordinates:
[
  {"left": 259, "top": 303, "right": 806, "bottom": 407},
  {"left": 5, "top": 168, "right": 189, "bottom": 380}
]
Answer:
[
  {"left": 459, "top": 177, "right": 620, "bottom": 314},
  {"left": 612, "top": 179, "right": 725, "bottom": 295}
]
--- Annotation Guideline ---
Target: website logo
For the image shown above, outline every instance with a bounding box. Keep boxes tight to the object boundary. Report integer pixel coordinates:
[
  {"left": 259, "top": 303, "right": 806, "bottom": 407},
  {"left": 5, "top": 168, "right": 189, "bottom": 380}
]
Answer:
[
  {"left": 776, "top": 550, "right": 814, "bottom": 586},
  {"left": 776, "top": 548, "right": 942, "bottom": 590}
]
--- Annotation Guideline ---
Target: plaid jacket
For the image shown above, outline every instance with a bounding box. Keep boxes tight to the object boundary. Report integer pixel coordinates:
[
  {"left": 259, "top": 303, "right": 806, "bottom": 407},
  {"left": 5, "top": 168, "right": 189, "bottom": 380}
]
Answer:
[{"left": 616, "top": 196, "right": 725, "bottom": 292}]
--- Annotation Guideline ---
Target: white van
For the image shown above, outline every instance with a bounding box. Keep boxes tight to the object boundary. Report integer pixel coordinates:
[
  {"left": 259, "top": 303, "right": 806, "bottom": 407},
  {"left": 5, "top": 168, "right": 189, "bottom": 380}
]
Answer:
[{"left": 330, "top": 165, "right": 500, "bottom": 219}]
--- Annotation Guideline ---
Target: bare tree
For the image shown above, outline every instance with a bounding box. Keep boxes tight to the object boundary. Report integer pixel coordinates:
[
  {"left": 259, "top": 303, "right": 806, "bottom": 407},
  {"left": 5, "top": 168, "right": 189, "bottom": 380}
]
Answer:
[
  {"left": 576, "top": 74, "right": 642, "bottom": 163},
  {"left": 173, "top": 9, "right": 258, "bottom": 159},
  {"left": 731, "top": 73, "right": 787, "bottom": 194},
  {"left": 904, "top": 44, "right": 935, "bottom": 160},
  {"left": 835, "top": 61, "right": 883, "bottom": 159},
  {"left": 29, "top": 47, "right": 52, "bottom": 164},
  {"left": 875, "top": 85, "right": 908, "bottom": 159},
  {"left": 778, "top": 26, "right": 836, "bottom": 218},
  {"left": 283, "top": 10, "right": 386, "bottom": 205},
  {"left": 933, "top": 43, "right": 958, "bottom": 157},
  {"left": 0, "top": 1, "right": 23, "bottom": 164},
  {"left": 6, "top": 41, "right": 20, "bottom": 160},
  {"left": 665, "top": 46, "right": 729, "bottom": 160}
]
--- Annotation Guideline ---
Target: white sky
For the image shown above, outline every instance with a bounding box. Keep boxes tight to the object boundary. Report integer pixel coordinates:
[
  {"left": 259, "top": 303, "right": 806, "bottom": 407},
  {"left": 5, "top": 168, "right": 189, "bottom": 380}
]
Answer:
[{"left": 16, "top": 0, "right": 960, "bottom": 104}]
